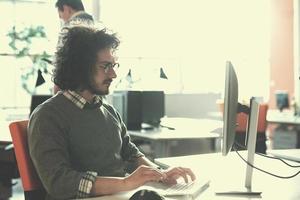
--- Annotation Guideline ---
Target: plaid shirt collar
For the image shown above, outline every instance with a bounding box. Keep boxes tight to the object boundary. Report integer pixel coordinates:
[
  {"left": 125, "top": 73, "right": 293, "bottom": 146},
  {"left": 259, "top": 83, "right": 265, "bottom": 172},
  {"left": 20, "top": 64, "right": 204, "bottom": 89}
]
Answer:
[{"left": 63, "top": 90, "right": 102, "bottom": 109}]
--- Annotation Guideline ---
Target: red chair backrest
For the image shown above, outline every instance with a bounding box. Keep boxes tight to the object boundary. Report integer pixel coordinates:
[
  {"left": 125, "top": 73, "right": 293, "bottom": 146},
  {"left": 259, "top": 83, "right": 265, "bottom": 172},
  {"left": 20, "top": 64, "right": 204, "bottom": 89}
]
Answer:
[
  {"left": 217, "top": 102, "right": 268, "bottom": 133},
  {"left": 235, "top": 103, "right": 268, "bottom": 133},
  {"left": 9, "top": 120, "right": 42, "bottom": 191}
]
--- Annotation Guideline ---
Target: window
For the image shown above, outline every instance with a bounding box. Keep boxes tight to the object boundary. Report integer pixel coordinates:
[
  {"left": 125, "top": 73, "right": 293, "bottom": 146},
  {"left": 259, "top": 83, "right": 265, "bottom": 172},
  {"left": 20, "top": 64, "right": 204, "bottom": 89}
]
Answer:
[
  {"left": 0, "top": 0, "right": 270, "bottom": 109},
  {"left": 0, "top": 0, "right": 95, "bottom": 109},
  {"left": 100, "top": 0, "right": 270, "bottom": 101}
]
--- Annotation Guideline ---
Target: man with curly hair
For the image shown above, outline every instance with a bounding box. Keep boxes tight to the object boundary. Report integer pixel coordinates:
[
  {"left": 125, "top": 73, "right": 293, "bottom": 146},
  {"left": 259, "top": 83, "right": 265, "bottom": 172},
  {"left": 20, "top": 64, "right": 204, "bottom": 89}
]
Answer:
[
  {"left": 28, "top": 26, "right": 196, "bottom": 200},
  {"left": 54, "top": 0, "right": 94, "bottom": 94}
]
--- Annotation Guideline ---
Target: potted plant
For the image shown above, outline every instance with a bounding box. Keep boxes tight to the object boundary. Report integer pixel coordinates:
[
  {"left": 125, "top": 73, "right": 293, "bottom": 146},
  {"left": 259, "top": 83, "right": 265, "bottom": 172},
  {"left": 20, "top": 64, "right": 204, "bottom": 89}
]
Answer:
[{"left": 7, "top": 25, "right": 52, "bottom": 94}]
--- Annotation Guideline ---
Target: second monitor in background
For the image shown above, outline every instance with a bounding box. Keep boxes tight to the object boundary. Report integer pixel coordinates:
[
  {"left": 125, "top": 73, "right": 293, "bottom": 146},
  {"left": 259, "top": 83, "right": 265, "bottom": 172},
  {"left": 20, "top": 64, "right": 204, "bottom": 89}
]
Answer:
[
  {"left": 141, "top": 91, "right": 165, "bottom": 129},
  {"left": 112, "top": 90, "right": 165, "bottom": 130},
  {"left": 30, "top": 95, "right": 52, "bottom": 115},
  {"left": 275, "top": 91, "right": 289, "bottom": 112}
]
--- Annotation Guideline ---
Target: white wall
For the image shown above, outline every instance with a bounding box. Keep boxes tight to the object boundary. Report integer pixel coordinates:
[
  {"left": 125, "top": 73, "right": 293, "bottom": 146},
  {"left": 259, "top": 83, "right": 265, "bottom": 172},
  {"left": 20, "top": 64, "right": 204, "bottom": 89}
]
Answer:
[
  {"left": 107, "top": 92, "right": 221, "bottom": 119},
  {"left": 165, "top": 93, "right": 221, "bottom": 119}
]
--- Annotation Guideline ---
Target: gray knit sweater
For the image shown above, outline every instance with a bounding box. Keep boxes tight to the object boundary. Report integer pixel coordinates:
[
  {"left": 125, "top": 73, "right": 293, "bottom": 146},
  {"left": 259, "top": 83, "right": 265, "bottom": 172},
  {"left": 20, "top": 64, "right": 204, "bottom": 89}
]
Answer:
[{"left": 28, "top": 93, "right": 143, "bottom": 199}]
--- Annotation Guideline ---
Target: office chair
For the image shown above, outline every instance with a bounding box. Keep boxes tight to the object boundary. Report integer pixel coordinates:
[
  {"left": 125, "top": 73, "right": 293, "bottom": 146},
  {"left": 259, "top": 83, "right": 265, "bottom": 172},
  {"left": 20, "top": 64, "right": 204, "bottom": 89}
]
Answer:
[
  {"left": 235, "top": 103, "right": 268, "bottom": 153},
  {"left": 9, "top": 120, "right": 46, "bottom": 200},
  {"left": 217, "top": 101, "right": 269, "bottom": 153}
]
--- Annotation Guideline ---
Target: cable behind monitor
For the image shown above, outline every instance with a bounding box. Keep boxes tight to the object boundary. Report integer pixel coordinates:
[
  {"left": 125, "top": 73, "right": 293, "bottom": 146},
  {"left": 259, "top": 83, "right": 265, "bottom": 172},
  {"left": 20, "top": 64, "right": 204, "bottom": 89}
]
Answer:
[
  {"left": 232, "top": 143, "right": 300, "bottom": 178},
  {"left": 234, "top": 142, "right": 300, "bottom": 168}
]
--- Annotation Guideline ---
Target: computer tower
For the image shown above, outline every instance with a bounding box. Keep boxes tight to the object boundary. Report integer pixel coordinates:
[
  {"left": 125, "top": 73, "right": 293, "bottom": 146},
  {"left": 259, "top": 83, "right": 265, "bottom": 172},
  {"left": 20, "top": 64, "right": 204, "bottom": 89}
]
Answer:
[
  {"left": 112, "top": 91, "right": 142, "bottom": 130},
  {"left": 141, "top": 91, "right": 165, "bottom": 127},
  {"left": 112, "top": 90, "right": 165, "bottom": 130}
]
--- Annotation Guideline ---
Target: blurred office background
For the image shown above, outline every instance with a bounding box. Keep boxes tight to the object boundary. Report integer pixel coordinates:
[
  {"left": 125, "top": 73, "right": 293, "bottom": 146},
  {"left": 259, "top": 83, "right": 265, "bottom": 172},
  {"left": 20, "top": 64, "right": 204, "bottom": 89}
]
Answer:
[
  {"left": 0, "top": 0, "right": 299, "bottom": 199},
  {"left": 0, "top": 0, "right": 296, "bottom": 146},
  {"left": 0, "top": 0, "right": 273, "bottom": 110}
]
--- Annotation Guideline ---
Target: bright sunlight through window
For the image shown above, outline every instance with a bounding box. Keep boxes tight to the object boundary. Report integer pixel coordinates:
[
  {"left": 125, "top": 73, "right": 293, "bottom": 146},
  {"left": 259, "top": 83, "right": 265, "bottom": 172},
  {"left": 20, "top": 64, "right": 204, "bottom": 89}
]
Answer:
[{"left": 100, "top": 0, "right": 270, "bottom": 101}]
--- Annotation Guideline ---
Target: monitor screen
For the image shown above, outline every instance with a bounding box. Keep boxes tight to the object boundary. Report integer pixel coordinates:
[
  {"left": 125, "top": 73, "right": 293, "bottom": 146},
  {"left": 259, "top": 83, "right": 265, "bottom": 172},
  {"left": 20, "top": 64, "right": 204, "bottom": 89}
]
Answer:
[
  {"left": 141, "top": 91, "right": 165, "bottom": 127},
  {"left": 275, "top": 91, "right": 289, "bottom": 112},
  {"left": 112, "top": 90, "right": 165, "bottom": 130},
  {"left": 112, "top": 91, "right": 142, "bottom": 130},
  {"left": 222, "top": 61, "right": 238, "bottom": 156}
]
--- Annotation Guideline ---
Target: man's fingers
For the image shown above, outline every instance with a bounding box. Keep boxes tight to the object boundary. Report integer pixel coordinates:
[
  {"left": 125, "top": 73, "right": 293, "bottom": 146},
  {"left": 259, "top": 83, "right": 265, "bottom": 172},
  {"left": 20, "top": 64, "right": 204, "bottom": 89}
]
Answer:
[
  {"left": 140, "top": 166, "right": 165, "bottom": 181},
  {"left": 163, "top": 177, "right": 177, "bottom": 186},
  {"left": 182, "top": 167, "right": 196, "bottom": 181},
  {"left": 166, "top": 167, "right": 196, "bottom": 183}
]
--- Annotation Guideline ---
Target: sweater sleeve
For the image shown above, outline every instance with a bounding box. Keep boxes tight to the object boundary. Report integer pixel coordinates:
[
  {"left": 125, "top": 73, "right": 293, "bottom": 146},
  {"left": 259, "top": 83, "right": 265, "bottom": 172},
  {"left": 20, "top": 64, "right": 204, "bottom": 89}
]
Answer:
[
  {"left": 28, "top": 106, "right": 96, "bottom": 199},
  {"left": 120, "top": 120, "right": 145, "bottom": 161},
  {"left": 102, "top": 103, "right": 144, "bottom": 161}
]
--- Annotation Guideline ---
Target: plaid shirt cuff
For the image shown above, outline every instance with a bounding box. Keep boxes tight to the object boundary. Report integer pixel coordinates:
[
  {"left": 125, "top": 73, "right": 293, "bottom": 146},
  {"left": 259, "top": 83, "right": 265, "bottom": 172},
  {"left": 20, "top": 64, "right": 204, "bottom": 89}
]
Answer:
[{"left": 76, "top": 171, "right": 97, "bottom": 198}]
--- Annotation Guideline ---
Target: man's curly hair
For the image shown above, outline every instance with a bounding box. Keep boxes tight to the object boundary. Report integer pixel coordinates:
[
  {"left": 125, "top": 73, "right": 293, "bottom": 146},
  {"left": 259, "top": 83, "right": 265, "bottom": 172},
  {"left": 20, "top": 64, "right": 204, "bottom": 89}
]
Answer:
[{"left": 53, "top": 26, "right": 119, "bottom": 91}]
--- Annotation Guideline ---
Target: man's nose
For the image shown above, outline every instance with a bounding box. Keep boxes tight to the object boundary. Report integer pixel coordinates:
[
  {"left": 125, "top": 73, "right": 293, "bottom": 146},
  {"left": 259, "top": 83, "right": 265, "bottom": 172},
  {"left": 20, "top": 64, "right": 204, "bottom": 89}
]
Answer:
[{"left": 108, "top": 67, "right": 117, "bottom": 79}]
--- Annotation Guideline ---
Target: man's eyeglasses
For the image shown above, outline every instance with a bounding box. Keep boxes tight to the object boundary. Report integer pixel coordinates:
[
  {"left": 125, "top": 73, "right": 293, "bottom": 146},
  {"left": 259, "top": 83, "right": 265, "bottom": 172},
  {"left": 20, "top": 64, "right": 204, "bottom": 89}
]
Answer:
[{"left": 97, "top": 62, "right": 120, "bottom": 73}]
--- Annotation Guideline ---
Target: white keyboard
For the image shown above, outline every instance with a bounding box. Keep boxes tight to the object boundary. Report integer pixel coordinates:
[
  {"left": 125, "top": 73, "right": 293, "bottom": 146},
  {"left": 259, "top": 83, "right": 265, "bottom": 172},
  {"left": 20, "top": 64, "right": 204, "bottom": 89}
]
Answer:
[
  {"left": 164, "top": 181, "right": 196, "bottom": 195},
  {"left": 143, "top": 179, "right": 210, "bottom": 198}
]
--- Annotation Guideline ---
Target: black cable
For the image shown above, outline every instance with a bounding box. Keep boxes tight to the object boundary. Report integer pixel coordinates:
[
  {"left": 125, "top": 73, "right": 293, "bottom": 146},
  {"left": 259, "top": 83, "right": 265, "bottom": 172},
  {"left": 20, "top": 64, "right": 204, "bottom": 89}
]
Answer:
[
  {"left": 232, "top": 145, "right": 300, "bottom": 179},
  {"left": 159, "top": 124, "right": 175, "bottom": 130},
  {"left": 234, "top": 142, "right": 300, "bottom": 168},
  {"left": 256, "top": 152, "right": 300, "bottom": 168}
]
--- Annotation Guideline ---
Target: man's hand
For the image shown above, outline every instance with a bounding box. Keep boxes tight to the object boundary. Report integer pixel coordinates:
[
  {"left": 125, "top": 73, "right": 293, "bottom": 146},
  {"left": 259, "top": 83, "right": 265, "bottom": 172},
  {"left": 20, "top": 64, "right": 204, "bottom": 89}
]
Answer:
[
  {"left": 161, "top": 167, "right": 196, "bottom": 185},
  {"left": 124, "top": 165, "right": 166, "bottom": 190}
]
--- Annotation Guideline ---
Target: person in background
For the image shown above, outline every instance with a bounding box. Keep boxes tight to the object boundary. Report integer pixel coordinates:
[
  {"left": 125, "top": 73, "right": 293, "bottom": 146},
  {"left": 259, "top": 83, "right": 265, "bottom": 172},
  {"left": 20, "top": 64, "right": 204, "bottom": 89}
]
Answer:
[
  {"left": 28, "top": 26, "right": 196, "bottom": 200},
  {"left": 54, "top": 0, "right": 94, "bottom": 94},
  {"left": 55, "top": 0, "right": 93, "bottom": 28}
]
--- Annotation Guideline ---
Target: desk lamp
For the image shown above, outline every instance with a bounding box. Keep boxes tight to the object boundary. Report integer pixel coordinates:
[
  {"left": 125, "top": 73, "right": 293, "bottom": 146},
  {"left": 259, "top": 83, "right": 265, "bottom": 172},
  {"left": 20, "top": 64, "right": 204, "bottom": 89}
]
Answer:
[{"left": 160, "top": 67, "right": 168, "bottom": 79}]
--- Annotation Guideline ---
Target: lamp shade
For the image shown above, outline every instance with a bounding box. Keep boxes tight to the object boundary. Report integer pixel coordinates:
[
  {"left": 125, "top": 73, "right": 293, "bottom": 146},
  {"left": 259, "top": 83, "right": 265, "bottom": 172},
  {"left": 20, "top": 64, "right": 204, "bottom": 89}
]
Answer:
[
  {"left": 160, "top": 67, "right": 168, "bottom": 79},
  {"left": 35, "top": 69, "right": 45, "bottom": 87}
]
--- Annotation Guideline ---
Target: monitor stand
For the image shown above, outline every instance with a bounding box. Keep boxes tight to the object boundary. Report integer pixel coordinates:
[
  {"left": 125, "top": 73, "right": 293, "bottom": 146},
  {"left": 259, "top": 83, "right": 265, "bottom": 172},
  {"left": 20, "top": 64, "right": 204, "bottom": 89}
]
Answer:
[{"left": 216, "top": 98, "right": 262, "bottom": 197}]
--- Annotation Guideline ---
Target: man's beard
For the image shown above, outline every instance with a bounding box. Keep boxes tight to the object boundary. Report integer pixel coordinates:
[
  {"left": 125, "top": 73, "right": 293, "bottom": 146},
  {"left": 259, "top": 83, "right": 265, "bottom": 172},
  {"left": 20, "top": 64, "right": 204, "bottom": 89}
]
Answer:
[{"left": 88, "top": 79, "right": 112, "bottom": 95}]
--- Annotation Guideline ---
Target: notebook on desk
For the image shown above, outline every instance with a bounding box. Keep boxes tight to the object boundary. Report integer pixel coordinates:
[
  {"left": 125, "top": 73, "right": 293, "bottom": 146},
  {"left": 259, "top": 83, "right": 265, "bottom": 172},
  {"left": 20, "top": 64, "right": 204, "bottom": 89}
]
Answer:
[{"left": 141, "top": 178, "right": 210, "bottom": 199}]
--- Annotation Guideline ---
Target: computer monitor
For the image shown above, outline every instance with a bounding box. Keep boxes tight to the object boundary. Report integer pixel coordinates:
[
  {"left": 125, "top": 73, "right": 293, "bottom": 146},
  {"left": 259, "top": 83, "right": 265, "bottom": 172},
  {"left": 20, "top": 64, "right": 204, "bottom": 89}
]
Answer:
[
  {"left": 275, "top": 91, "right": 289, "bottom": 112},
  {"left": 112, "top": 91, "right": 142, "bottom": 130},
  {"left": 112, "top": 90, "right": 165, "bottom": 130},
  {"left": 222, "top": 61, "right": 239, "bottom": 156},
  {"left": 30, "top": 94, "right": 52, "bottom": 115},
  {"left": 217, "top": 61, "right": 261, "bottom": 196},
  {"left": 141, "top": 91, "right": 165, "bottom": 127}
]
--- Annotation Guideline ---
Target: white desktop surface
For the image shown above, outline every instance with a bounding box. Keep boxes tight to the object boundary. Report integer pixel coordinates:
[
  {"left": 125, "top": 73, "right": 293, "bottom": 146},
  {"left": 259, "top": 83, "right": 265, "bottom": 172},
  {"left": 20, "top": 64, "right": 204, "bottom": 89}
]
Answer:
[
  {"left": 80, "top": 151, "right": 300, "bottom": 200},
  {"left": 0, "top": 121, "right": 12, "bottom": 143},
  {"left": 128, "top": 118, "right": 222, "bottom": 140},
  {"left": 267, "top": 149, "right": 300, "bottom": 162},
  {"left": 155, "top": 152, "right": 300, "bottom": 200},
  {"left": 128, "top": 118, "right": 222, "bottom": 157},
  {"left": 267, "top": 110, "right": 300, "bottom": 125},
  {"left": 0, "top": 108, "right": 29, "bottom": 143}
]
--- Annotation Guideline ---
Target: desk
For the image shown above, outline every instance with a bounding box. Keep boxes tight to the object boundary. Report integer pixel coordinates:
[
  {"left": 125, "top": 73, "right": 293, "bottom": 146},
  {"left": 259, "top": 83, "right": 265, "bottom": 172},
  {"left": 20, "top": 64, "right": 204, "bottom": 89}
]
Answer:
[
  {"left": 267, "top": 110, "right": 300, "bottom": 125},
  {"left": 267, "top": 148, "right": 300, "bottom": 162},
  {"left": 128, "top": 119, "right": 222, "bottom": 157},
  {"left": 0, "top": 121, "right": 13, "bottom": 143},
  {"left": 155, "top": 152, "right": 300, "bottom": 200},
  {"left": 267, "top": 110, "right": 300, "bottom": 148},
  {"left": 81, "top": 151, "right": 300, "bottom": 200},
  {"left": 0, "top": 108, "right": 29, "bottom": 143}
]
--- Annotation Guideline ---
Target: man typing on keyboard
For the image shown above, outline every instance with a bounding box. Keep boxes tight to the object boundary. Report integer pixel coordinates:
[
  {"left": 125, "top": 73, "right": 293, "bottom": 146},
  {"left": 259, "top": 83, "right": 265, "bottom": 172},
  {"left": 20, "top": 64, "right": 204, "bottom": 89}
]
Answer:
[{"left": 28, "top": 25, "right": 195, "bottom": 200}]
